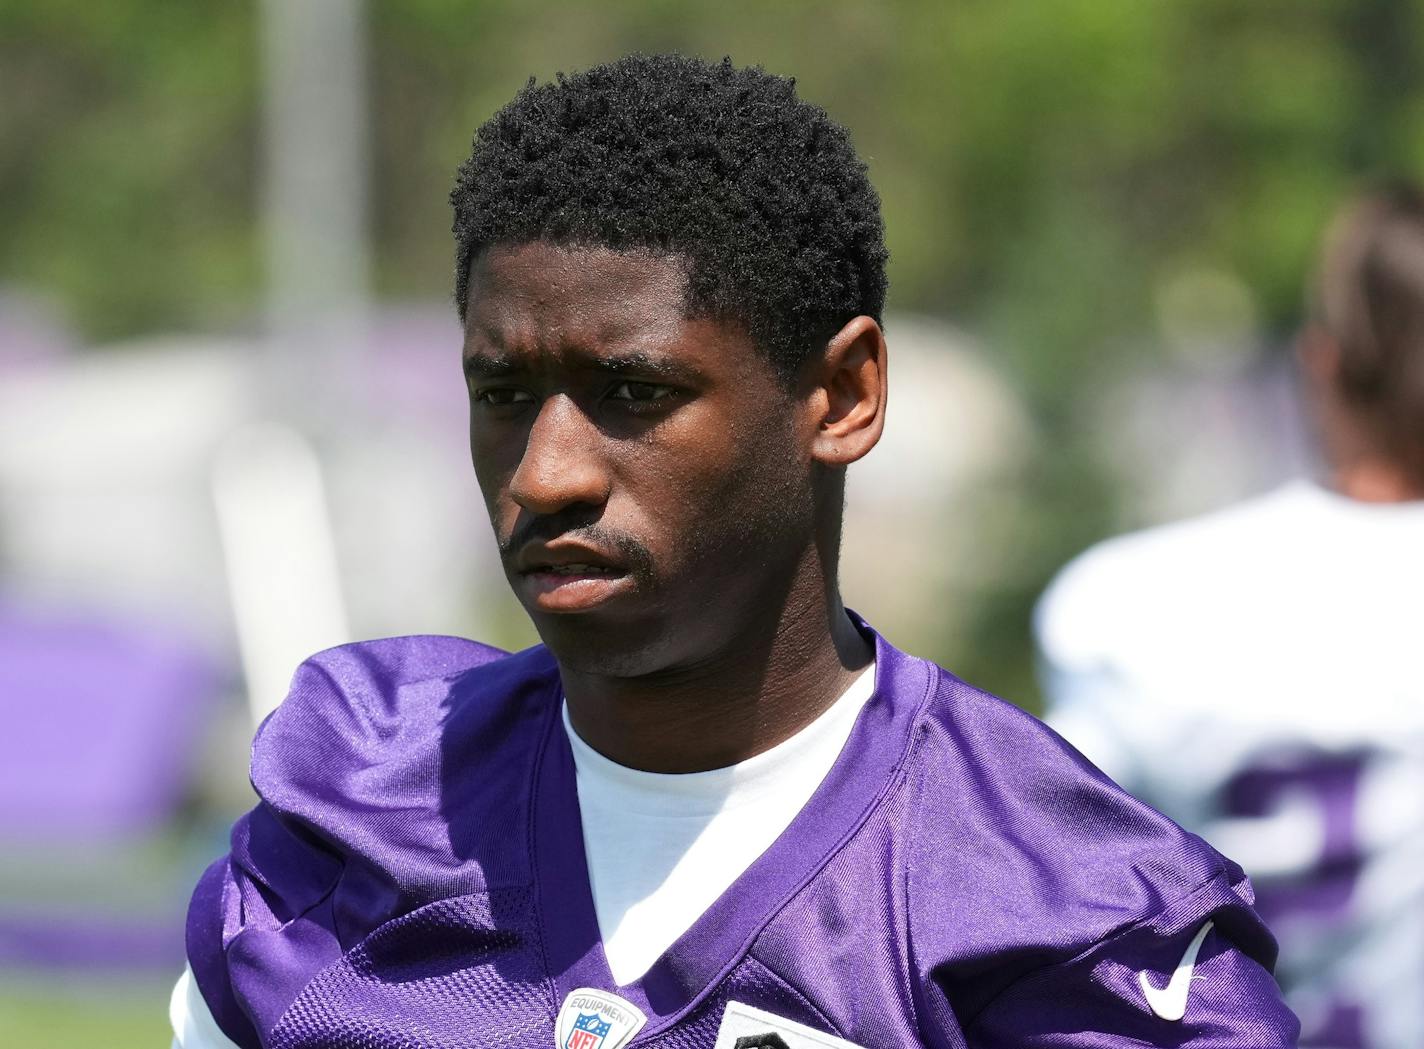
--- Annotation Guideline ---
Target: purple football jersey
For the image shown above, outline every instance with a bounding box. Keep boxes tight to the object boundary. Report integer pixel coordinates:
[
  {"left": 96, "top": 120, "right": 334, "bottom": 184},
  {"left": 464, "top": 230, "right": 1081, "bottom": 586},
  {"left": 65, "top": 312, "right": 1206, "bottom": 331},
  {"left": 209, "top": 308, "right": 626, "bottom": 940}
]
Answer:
[{"left": 186, "top": 622, "right": 1299, "bottom": 1047}]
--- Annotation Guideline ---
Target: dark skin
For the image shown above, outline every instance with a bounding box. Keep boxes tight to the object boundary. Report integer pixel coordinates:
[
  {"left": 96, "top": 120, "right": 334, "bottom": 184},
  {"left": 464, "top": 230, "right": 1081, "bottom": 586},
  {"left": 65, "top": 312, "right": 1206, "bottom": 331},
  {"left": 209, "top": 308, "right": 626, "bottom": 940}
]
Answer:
[{"left": 463, "top": 242, "right": 886, "bottom": 773}]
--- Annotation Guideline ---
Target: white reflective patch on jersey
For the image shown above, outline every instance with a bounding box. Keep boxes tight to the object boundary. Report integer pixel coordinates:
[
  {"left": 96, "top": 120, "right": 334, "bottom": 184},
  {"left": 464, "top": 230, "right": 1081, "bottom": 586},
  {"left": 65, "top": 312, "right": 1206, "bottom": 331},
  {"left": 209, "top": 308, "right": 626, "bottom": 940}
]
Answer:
[{"left": 713, "top": 1001, "right": 867, "bottom": 1049}]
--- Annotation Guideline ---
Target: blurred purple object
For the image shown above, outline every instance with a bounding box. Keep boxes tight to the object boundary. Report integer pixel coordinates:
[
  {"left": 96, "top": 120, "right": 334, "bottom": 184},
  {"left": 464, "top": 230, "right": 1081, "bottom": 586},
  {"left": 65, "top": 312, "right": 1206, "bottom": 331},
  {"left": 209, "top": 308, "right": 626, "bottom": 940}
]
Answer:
[
  {"left": 0, "top": 604, "right": 220, "bottom": 842},
  {"left": 0, "top": 911, "right": 180, "bottom": 970}
]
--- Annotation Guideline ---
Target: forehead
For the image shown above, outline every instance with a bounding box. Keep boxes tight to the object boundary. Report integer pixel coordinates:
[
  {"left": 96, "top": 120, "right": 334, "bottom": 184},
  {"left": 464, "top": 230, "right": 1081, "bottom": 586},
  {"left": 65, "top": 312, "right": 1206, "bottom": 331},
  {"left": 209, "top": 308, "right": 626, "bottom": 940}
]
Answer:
[
  {"left": 464, "top": 243, "right": 689, "bottom": 350},
  {"left": 461, "top": 242, "right": 780, "bottom": 387}
]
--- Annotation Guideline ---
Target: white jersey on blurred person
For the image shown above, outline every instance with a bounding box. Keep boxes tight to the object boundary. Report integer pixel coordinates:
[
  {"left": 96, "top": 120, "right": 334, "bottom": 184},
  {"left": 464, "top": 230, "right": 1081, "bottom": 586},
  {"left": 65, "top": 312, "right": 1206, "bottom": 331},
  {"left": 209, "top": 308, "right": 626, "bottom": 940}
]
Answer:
[
  {"left": 1036, "top": 479, "right": 1424, "bottom": 1048},
  {"left": 1039, "top": 182, "right": 1424, "bottom": 1049}
]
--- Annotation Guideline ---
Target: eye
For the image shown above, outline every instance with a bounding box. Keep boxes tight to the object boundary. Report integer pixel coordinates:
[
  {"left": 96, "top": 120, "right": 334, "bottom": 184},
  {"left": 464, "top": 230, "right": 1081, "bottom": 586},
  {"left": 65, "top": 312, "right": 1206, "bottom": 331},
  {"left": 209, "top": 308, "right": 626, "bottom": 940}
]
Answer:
[
  {"left": 474, "top": 387, "right": 535, "bottom": 406},
  {"left": 608, "top": 380, "right": 675, "bottom": 403}
]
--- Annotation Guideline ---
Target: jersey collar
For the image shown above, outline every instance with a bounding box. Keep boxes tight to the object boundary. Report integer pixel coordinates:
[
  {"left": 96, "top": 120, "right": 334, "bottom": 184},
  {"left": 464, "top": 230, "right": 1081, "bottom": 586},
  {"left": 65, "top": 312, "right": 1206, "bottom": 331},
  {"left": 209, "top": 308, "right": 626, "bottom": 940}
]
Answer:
[{"left": 530, "top": 614, "right": 933, "bottom": 1038}]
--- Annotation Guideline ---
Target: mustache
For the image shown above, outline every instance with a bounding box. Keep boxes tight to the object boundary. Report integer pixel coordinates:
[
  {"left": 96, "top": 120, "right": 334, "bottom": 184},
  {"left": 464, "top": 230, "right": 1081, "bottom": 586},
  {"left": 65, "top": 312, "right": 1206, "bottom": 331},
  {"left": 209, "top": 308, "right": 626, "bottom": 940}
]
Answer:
[{"left": 499, "top": 510, "right": 655, "bottom": 576}]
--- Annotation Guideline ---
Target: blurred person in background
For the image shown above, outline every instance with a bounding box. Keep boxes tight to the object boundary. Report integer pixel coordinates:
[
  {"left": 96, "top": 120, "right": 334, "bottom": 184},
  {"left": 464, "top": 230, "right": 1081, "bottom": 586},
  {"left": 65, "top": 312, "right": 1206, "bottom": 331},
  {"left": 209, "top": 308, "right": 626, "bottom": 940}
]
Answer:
[
  {"left": 1036, "top": 184, "right": 1424, "bottom": 1049},
  {"left": 169, "top": 55, "right": 1297, "bottom": 1049}
]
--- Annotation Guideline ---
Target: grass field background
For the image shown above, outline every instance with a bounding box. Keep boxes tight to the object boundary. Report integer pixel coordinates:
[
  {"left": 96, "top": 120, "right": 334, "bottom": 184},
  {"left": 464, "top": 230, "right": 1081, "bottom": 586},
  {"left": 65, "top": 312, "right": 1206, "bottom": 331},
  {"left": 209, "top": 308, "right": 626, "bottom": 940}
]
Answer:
[
  {"left": 0, "top": 832, "right": 214, "bottom": 1048},
  {"left": 0, "top": 977, "right": 172, "bottom": 1049}
]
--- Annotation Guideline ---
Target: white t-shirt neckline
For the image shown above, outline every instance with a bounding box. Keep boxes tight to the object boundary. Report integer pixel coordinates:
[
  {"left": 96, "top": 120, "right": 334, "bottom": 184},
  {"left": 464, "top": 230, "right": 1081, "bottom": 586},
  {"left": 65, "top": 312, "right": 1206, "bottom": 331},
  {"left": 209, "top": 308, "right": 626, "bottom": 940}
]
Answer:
[
  {"left": 562, "top": 666, "right": 877, "bottom": 815},
  {"left": 564, "top": 663, "right": 877, "bottom": 985}
]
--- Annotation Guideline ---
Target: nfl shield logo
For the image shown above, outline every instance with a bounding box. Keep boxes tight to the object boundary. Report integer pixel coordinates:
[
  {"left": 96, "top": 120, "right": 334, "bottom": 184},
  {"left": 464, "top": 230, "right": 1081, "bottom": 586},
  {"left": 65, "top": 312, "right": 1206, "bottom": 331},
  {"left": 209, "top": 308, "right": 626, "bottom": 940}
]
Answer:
[
  {"left": 566, "top": 1012, "right": 613, "bottom": 1049},
  {"left": 554, "top": 988, "right": 646, "bottom": 1049}
]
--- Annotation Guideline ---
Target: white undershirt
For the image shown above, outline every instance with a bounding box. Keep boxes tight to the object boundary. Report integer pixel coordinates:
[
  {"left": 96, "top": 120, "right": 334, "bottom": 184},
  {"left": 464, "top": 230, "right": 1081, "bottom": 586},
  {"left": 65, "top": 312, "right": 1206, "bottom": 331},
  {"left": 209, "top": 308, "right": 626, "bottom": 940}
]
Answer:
[
  {"left": 170, "top": 964, "right": 240, "bottom": 1049},
  {"left": 170, "top": 663, "right": 875, "bottom": 1044},
  {"left": 565, "top": 665, "right": 876, "bottom": 986}
]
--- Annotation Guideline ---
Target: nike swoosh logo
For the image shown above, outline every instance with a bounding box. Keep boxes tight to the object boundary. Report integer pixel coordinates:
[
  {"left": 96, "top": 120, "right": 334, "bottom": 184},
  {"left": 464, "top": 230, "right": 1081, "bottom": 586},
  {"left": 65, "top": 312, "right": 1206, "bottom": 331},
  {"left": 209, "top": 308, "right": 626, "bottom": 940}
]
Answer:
[{"left": 1138, "top": 920, "right": 1214, "bottom": 1021}]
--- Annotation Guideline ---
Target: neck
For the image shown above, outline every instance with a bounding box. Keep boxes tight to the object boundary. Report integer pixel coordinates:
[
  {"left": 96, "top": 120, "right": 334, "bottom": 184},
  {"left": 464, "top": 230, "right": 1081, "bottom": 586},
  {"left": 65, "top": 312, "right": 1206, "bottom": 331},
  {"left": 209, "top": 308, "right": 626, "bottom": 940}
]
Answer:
[
  {"left": 1329, "top": 457, "right": 1424, "bottom": 502},
  {"left": 1316, "top": 406, "right": 1424, "bottom": 503},
  {"left": 560, "top": 589, "right": 872, "bottom": 774}
]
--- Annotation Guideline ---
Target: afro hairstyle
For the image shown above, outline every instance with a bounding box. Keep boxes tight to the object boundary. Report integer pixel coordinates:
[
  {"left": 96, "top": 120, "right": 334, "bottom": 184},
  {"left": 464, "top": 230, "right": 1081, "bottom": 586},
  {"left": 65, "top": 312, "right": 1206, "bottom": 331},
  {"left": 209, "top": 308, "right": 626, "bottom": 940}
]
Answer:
[{"left": 450, "top": 53, "right": 888, "bottom": 380}]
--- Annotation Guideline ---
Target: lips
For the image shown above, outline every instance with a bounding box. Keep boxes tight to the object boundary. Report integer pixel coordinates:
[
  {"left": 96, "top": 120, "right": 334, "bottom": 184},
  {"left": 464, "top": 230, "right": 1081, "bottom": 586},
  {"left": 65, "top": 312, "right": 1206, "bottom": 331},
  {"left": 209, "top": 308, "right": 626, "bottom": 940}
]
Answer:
[
  {"left": 514, "top": 543, "right": 635, "bottom": 613},
  {"left": 529, "top": 562, "right": 619, "bottom": 576}
]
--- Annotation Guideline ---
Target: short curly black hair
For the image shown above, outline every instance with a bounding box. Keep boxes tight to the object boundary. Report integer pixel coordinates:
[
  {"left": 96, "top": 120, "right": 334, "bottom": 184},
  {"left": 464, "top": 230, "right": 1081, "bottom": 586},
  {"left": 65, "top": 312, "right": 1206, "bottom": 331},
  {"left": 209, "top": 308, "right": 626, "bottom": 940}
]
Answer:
[{"left": 450, "top": 53, "right": 888, "bottom": 380}]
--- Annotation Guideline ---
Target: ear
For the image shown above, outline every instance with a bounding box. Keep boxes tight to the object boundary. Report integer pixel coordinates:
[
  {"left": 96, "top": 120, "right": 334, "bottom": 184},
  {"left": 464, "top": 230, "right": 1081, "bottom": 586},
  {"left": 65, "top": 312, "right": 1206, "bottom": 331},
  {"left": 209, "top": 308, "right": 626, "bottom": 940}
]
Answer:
[{"left": 803, "top": 316, "right": 887, "bottom": 467}]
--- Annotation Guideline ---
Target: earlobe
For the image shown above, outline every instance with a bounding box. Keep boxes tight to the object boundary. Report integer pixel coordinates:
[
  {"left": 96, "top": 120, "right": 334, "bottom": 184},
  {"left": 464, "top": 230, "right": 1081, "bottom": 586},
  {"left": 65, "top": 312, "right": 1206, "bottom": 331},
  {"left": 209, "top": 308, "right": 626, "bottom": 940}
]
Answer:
[{"left": 809, "top": 316, "right": 887, "bottom": 467}]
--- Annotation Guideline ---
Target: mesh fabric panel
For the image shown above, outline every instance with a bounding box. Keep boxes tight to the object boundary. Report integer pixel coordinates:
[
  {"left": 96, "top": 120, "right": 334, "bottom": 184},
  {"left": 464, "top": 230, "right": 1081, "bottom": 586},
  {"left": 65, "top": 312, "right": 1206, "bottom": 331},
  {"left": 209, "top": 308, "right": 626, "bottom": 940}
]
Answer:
[{"left": 270, "top": 889, "right": 553, "bottom": 1049}]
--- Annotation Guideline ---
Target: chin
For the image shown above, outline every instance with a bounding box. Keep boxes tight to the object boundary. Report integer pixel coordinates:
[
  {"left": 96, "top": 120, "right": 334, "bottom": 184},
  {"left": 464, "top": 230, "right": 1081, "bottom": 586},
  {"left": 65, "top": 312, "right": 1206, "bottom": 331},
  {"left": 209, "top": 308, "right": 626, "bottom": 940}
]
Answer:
[{"left": 527, "top": 607, "right": 686, "bottom": 679}]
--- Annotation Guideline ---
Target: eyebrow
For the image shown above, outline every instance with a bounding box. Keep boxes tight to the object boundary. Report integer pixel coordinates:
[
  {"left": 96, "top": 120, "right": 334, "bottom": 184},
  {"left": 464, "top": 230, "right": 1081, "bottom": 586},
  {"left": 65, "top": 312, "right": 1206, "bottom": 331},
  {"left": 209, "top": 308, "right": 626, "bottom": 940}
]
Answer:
[
  {"left": 462, "top": 347, "right": 703, "bottom": 385},
  {"left": 461, "top": 351, "right": 522, "bottom": 379},
  {"left": 591, "top": 350, "right": 702, "bottom": 384}
]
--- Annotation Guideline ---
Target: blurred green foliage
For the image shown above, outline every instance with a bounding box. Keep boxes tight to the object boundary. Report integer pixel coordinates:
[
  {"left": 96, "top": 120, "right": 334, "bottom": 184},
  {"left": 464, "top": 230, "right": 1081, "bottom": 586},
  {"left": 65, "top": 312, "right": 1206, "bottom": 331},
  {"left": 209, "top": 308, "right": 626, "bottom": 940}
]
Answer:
[
  {"left": 0, "top": 1, "right": 258, "bottom": 337},
  {"left": 2, "top": 0, "right": 1421, "bottom": 706}
]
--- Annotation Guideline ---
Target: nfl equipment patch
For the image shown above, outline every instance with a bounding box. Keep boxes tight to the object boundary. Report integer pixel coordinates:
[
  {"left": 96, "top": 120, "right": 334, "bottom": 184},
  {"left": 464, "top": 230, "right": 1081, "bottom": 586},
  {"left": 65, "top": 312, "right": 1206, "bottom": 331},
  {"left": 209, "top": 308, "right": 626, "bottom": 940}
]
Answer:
[
  {"left": 555, "top": 988, "right": 647, "bottom": 1049},
  {"left": 713, "top": 1001, "right": 868, "bottom": 1049}
]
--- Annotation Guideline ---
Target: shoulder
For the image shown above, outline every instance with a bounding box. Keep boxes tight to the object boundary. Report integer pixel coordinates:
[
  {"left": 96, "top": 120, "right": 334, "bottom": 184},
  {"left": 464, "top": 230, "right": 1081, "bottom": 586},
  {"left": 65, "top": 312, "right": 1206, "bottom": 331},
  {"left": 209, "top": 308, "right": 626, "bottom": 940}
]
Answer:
[
  {"left": 899, "top": 665, "right": 1273, "bottom": 1007},
  {"left": 257, "top": 633, "right": 516, "bottom": 752},
  {"left": 906, "top": 665, "right": 1235, "bottom": 903},
  {"left": 248, "top": 635, "right": 560, "bottom": 891},
  {"left": 253, "top": 633, "right": 532, "bottom": 782},
  {"left": 889, "top": 662, "right": 1295, "bottom": 1040},
  {"left": 1035, "top": 482, "right": 1321, "bottom": 668},
  {"left": 185, "top": 636, "right": 561, "bottom": 1046}
]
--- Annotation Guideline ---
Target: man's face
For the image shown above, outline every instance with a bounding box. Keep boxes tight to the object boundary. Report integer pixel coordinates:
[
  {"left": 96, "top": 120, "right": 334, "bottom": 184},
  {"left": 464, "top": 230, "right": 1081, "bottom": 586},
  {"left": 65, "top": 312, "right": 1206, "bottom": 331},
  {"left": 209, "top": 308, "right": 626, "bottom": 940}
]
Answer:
[{"left": 463, "top": 243, "right": 819, "bottom": 676}]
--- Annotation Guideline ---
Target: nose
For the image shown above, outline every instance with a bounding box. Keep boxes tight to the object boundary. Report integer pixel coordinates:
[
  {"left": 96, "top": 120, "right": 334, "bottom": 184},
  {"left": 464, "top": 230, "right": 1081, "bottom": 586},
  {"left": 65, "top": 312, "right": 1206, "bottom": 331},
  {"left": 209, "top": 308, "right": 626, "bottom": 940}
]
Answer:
[{"left": 508, "top": 395, "right": 609, "bottom": 515}]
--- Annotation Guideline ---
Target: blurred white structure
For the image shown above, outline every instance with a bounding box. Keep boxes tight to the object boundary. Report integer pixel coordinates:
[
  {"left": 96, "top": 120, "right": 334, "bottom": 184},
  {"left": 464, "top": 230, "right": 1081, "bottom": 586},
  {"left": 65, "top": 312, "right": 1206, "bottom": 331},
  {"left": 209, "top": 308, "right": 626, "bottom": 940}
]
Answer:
[
  {"left": 213, "top": 422, "right": 349, "bottom": 723},
  {"left": 0, "top": 314, "right": 502, "bottom": 725},
  {"left": 0, "top": 338, "right": 259, "bottom": 639},
  {"left": 260, "top": 0, "right": 371, "bottom": 416},
  {"left": 841, "top": 315, "right": 1034, "bottom": 661}
]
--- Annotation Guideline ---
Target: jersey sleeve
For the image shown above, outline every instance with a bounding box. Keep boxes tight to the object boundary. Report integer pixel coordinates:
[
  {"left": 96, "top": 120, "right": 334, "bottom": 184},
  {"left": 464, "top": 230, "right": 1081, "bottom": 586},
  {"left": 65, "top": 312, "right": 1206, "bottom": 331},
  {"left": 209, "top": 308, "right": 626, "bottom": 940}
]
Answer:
[
  {"left": 184, "top": 801, "right": 346, "bottom": 1049},
  {"left": 962, "top": 875, "right": 1299, "bottom": 1047}
]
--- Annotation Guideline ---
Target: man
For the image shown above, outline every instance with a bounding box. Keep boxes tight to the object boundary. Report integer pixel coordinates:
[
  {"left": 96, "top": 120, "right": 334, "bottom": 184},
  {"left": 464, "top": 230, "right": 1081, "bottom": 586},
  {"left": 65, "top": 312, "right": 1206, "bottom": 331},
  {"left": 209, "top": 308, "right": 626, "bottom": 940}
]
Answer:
[
  {"left": 174, "top": 54, "right": 1297, "bottom": 1048},
  {"left": 1036, "top": 185, "right": 1424, "bottom": 1049}
]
